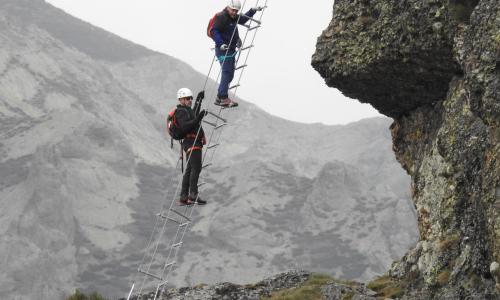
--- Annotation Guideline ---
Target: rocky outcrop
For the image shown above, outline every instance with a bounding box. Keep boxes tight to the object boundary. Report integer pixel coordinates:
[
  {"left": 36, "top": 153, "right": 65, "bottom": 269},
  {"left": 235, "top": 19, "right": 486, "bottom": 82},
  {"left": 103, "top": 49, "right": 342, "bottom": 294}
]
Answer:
[
  {"left": 313, "top": 0, "right": 499, "bottom": 299},
  {"left": 127, "top": 271, "right": 380, "bottom": 300},
  {"left": 129, "top": 271, "right": 310, "bottom": 300},
  {"left": 0, "top": 1, "right": 417, "bottom": 299}
]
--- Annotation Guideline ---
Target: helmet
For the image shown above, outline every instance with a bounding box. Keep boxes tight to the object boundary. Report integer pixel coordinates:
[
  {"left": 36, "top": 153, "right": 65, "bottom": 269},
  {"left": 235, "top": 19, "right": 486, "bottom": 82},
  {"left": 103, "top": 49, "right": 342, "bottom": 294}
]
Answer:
[
  {"left": 227, "top": 0, "right": 241, "bottom": 10},
  {"left": 177, "top": 88, "right": 193, "bottom": 99}
]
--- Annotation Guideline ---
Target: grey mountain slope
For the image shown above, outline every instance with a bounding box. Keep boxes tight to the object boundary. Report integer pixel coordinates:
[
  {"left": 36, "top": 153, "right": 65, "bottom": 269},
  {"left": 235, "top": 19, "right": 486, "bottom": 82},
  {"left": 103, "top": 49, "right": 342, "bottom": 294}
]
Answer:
[
  {"left": 1, "top": 0, "right": 155, "bottom": 62},
  {"left": 0, "top": 1, "right": 417, "bottom": 299}
]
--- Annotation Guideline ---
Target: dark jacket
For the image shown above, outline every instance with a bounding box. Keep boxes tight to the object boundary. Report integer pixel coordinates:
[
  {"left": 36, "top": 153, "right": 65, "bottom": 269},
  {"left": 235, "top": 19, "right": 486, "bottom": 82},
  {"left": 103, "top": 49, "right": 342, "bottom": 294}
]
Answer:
[
  {"left": 175, "top": 105, "right": 205, "bottom": 151},
  {"left": 211, "top": 8, "right": 257, "bottom": 50}
]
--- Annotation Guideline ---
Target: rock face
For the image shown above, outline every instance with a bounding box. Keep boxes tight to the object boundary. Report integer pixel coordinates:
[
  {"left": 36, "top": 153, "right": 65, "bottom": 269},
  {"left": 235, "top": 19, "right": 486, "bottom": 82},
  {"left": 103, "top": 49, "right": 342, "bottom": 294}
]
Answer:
[
  {"left": 313, "top": 0, "right": 499, "bottom": 299},
  {"left": 136, "top": 271, "right": 311, "bottom": 300},
  {"left": 0, "top": 1, "right": 418, "bottom": 299},
  {"left": 127, "top": 271, "right": 379, "bottom": 300}
]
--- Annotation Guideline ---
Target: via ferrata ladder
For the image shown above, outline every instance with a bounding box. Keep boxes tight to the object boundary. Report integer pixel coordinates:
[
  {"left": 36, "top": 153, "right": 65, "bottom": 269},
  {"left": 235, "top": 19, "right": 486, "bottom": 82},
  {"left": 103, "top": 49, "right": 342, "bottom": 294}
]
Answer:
[{"left": 126, "top": 1, "right": 269, "bottom": 299}]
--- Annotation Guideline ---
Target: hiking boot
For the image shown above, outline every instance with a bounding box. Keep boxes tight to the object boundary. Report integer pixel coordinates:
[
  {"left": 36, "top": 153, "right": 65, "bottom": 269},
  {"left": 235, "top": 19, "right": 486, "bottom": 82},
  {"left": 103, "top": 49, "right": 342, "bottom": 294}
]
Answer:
[
  {"left": 178, "top": 196, "right": 194, "bottom": 206},
  {"left": 189, "top": 194, "right": 207, "bottom": 205},
  {"left": 214, "top": 97, "right": 239, "bottom": 108}
]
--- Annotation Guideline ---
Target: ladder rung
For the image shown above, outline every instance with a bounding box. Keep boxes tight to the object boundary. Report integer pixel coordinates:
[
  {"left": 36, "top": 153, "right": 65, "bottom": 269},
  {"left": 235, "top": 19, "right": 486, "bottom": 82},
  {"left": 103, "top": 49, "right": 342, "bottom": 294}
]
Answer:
[
  {"left": 240, "top": 16, "right": 261, "bottom": 25},
  {"left": 202, "top": 163, "right": 212, "bottom": 169},
  {"left": 159, "top": 280, "right": 168, "bottom": 287},
  {"left": 240, "top": 45, "right": 254, "bottom": 51},
  {"left": 138, "top": 269, "right": 163, "bottom": 281},
  {"left": 157, "top": 213, "right": 181, "bottom": 224},
  {"left": 164, "top": 262, "right": 175, "bottom": 269},
  {"left": 207, "top": 143, "right": 220, "bottom": 149},
  {"left": 169, "top": 208, "right": 191, "bottom": 221},
  {"left": 248, "top": 25, "right": 261, "bottom": 31},
  {"left": 215, "top": 123, "right": 227, "bottom": 130},
  {"left": 159, "top": 216, "right": 190, "bottom": 227},
  {"left": 198, "top": 182, "right": 206, "bottom": 187},
  {"left": 235, "top": 64, "right": 247, "bottom": 71},
  {"left": 208, "top": 111, "right": 227, "bottom": 123},
  {"left": 159, "top": 279, "right": 169, "bottom": 288},
  {"left": 172, "top": 242, "right": 183, "bottom": 248},
  {"left": 202, "top": 120, "right": 217, "bottom": 127},
  {"left": 229, "top": 84, "right": 240, "bottom": 90}
]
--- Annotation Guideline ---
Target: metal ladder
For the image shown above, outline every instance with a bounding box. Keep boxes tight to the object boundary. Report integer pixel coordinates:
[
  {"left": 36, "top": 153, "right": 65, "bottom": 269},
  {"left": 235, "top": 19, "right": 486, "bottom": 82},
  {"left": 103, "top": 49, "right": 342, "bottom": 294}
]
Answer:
[{"left": 126, "top": 1, "right": 269, "bottom": 299}]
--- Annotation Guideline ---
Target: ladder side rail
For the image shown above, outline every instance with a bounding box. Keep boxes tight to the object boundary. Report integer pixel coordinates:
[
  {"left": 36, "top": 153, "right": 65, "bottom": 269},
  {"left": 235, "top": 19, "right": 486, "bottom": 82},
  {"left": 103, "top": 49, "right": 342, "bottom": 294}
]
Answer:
[
  {"left": 207, "top": 0, "right": 250, "bottom": 98},
  {"left": 160, "top": 0, "right": 267, "bottom": 286},
  {"left": 158, "top": 195, "right": 200, "bottom": 287},
  {"left": 129, "top": 0, "right": 273, "bottom": 297},
  {"left": 137, "top": 213, "right": 174, "bottom": 296},
  {"left": 154, "top": 217, "right": 189, "bottom": 285},
  {"left": 139, "top": 135, "right": 207, "bottom": 285},
  {"left": 235, "top": 1, "right": 264, "bottom": 64},
  {"left": 198, "top": 0, "right": 269, "bottom": 173},
  {"left": 199, "top": 0, "right": 268, "bottom": 173},
  {"left": 232, "top": 0, "right": 268, "bottom": 96},
  {"left": 190, "top": 0, "right": 269, "bottom": 207}
]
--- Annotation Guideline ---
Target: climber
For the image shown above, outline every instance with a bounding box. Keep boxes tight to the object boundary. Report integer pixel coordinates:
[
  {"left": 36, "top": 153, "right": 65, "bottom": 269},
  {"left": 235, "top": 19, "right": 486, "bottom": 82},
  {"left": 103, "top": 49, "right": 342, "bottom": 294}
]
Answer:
[
  {"left": 208, "top": 0, "right": 264, "bottom": 107},
  {"left": 174, "top": 88, "right": 208, "bottom": 205}
]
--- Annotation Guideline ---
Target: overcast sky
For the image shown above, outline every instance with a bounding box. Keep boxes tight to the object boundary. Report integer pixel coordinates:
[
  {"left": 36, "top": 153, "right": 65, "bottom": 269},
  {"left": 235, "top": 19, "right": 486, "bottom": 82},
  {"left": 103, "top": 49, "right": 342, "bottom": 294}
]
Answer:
[{"left": 46, "top": 0, "right": 381, "bottom": 125}]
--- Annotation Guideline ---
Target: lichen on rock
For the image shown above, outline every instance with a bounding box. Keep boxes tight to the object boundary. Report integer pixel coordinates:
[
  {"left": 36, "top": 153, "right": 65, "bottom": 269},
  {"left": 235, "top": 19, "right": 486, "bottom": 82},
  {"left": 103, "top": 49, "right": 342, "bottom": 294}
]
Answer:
[{"left": 313, "top": 0, "right": 499, "bottom": 298}]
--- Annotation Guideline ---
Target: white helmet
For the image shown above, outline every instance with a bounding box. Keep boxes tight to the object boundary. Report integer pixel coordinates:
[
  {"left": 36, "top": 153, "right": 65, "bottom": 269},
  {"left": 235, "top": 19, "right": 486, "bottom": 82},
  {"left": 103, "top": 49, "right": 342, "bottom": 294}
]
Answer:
[
  {"left": 227, "top": 0, "right": 241, "bottom": 10},
  {"left": 177, "top": 88, "right": 193, "bottom": 99}
]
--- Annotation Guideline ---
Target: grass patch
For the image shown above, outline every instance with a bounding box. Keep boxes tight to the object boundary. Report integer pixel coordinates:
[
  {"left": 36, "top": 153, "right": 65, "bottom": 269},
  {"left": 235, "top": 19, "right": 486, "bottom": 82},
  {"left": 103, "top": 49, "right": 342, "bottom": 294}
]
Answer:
[
  {"left": 367, "top": 275, "right": 405, "bottom": 299},
  {"left": 261, "top": 273, "right": 333, "bottom": 300}
]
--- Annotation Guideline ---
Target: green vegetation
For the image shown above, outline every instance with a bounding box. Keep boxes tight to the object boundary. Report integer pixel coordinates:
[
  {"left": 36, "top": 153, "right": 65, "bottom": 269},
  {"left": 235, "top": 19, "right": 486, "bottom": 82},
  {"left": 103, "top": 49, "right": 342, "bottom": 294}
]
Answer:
[
  {"left": 65, "top": 289, "right": 107, "bottom": 300},
  {"left": 367, "top": 275, "right": 406, "bottom": 299},
  {"left": 261, "top": 273, "right": 335, "bottom": 300}
]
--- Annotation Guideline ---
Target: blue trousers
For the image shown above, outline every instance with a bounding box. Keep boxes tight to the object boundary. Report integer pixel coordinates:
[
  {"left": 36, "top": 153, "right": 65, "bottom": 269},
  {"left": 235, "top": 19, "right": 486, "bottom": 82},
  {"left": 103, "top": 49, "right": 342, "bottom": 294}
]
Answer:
[{"left": 216, "top": 50, "right": 236, "bottom": 98}]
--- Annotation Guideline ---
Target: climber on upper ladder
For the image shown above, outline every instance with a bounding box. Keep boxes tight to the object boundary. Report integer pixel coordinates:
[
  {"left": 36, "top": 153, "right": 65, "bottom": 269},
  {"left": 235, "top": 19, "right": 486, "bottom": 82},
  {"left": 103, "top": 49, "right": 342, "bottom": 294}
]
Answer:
[{"left": 208, "top": 0, "right": 264, "bottom": 107}]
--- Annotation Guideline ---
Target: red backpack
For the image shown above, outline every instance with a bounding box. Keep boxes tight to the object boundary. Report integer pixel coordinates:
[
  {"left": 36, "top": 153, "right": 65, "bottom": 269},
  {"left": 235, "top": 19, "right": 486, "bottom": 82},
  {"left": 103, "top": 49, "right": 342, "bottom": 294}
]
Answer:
[
  {"left": 207, "top": 13, "right": 220, "bottom": 38},
  {"left": 166, "top": 107, "right": 186, "bottom": 140}
]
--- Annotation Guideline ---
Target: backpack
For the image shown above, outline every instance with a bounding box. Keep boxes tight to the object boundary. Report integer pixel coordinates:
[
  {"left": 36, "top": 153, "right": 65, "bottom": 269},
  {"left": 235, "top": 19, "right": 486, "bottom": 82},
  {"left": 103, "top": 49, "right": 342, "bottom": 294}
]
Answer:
[
  {"left": 207, "top": 13, "right": 219, "bottom": 38},
  {"left": 166, "top": 107, "right": 186, "bottom": 140}
]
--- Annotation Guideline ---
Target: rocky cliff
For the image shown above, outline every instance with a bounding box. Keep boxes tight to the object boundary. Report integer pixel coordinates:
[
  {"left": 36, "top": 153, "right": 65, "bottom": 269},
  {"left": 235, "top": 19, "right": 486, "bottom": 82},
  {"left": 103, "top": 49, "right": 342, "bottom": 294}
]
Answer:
[
  {"left": 0, "top": 0, "right": 418, "bottom": 299},
  {"left": 313, "top": 0, "right": 499, "bottom": 298}
]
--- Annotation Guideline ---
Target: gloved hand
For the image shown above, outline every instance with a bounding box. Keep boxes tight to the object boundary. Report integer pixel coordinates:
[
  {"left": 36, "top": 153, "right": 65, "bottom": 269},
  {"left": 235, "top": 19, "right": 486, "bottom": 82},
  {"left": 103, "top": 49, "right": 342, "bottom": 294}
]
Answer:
[
  {"left": 196, "top": 90, "right": 205, "bottom": 102},
  {"left": 197, "top": 110, "right": 208, "bottom": 122},
  {"left": 220, "top": 44, "right": 228, "bottom": 51},
  {"left": 252, "top": 6, "right": 264, "bottom": 12}
]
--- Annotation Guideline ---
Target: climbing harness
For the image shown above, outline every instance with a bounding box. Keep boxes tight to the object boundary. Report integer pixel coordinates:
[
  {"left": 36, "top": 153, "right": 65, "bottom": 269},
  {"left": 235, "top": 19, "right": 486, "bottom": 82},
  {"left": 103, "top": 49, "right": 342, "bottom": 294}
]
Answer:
[
  {"left": 125, "top": 1, "right": 269, "bottom": 299},
  {"left": 217, "top": 51, "right": 238, "bottom": 62}
]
